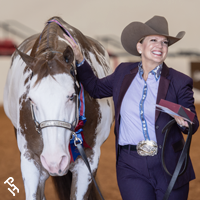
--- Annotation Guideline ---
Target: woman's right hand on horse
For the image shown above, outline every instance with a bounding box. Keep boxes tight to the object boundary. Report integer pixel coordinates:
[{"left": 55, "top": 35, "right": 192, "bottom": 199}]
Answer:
[{"left": 63, "top": 34, "right": 84, "bottom": 63}]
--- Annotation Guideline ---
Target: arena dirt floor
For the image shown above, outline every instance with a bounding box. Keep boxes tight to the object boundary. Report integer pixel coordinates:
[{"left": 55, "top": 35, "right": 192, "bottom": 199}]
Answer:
[{"left": 0, "top": 105, "right": 200, "bottom": 200}]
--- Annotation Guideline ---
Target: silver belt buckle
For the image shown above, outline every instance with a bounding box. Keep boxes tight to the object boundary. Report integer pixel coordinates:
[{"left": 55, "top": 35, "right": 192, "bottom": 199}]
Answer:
[{"left": 136, "top": 140, "right": 158, "bottom": 156}]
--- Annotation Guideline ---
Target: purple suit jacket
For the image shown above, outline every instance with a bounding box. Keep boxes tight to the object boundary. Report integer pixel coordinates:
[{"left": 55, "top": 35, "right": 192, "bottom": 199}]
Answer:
[{"left": 77, "top": 61, "right": 199, "bottom": 189}]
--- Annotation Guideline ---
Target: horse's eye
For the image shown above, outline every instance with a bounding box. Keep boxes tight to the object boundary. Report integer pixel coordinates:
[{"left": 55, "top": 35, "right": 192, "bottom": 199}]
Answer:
[{"left": 67, "top": 93, "right": 76, "bottom": 101}]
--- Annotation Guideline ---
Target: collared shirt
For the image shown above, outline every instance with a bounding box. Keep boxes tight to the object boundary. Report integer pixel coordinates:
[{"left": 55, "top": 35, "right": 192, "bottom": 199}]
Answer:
[{"left": 118, "top": 62, "right": 162, "bottom": 145}]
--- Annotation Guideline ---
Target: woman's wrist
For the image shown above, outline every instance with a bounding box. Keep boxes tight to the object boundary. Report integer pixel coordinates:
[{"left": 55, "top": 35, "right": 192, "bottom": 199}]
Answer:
[{"left": 76, "top": 58, "right": 85, "bottom": 67}]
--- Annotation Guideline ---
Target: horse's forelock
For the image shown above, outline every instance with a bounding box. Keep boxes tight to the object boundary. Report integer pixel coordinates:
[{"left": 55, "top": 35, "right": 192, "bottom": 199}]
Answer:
[{"left": 31, "top": 55, "right": 72, "bottom": 86}]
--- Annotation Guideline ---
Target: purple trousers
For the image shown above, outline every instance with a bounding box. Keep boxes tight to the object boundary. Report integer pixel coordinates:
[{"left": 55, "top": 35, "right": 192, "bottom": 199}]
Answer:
[{"left": 116, "top": 148, "right": 189, "bottom": 200}]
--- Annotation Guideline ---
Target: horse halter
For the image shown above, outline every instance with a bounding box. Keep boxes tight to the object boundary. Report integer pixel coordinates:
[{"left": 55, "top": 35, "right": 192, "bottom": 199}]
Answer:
[{"left": 29, "top": 59, "right": 81, "bottom": 144}]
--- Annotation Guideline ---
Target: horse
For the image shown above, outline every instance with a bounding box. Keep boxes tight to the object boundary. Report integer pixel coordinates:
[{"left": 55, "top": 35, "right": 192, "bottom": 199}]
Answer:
[{"left": 3, "top": 16, "right": 114, "bottom": 200}]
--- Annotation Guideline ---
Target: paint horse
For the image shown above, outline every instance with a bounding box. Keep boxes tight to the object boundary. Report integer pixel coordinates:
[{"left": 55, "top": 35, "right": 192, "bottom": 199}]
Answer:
[{"left": 3, "top": 16, "right": 114, "bottom": 200}]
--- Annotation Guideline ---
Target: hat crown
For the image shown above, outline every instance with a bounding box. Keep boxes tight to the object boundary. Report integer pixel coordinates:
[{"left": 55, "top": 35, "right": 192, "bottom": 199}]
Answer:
[{"left": 145, "top": 16, "right": 169, "bottom": 35}]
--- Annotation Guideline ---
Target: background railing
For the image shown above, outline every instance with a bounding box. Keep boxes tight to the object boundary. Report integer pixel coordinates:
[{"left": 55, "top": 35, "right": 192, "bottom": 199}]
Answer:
[{"left": 0, "top": 19, "right": 37, "bottom": 40}]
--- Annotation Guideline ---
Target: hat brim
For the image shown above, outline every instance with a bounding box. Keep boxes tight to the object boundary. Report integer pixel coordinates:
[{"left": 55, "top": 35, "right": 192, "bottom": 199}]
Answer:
[{"left": 121, "top": 22, "right": 185, "bottom": 56}]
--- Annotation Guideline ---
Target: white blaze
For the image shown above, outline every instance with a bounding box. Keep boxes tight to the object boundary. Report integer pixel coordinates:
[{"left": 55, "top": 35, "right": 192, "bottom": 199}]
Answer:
[{"left": 28, "top": 73, "right": 75, "bottom": 174}]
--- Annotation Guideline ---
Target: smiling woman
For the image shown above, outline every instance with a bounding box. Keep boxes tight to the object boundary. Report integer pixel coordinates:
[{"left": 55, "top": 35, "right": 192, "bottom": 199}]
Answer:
[
  {"left": 136, "top": 35, "right": 169, "bottom": 80},
  {"left": 63, "top": 15, "right": 199, "bottom": 200}
]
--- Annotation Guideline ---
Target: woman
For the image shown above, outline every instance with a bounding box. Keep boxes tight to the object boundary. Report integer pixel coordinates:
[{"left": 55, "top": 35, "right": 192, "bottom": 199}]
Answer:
[{"left": 64, "top": 16, "right": 199, "bottom": 200}]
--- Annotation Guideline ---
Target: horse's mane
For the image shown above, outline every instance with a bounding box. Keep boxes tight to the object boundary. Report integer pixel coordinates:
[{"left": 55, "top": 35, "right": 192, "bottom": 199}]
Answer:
[
  {"left": 29, "top": 18, "right": 72, "bottom": 85},
  {"left": 35, "top": 21, "right": 59, "bottom": 57},
  {"left": 34, "top": 16, "right": 72, "bottom": 57}
]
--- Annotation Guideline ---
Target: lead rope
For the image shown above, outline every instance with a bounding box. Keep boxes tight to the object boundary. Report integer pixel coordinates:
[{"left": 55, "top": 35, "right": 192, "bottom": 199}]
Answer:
[
  {"left": 75, "top": 142, "right": 105, "bottom": 200},
  {"left": 162, "top": 119, "right": 192, "bottom": 200},
  {"left": 72, "top": 84, "right": 105, "bottom": 200}
]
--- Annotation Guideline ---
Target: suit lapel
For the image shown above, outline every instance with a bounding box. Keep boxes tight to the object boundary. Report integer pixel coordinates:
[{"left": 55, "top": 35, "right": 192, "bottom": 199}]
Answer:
[
  {"left": 155, "top": 63, "right": 170, "bottom": 122},
  {"left": 116, "top": 67, "right": 138, "bottom": 120}
]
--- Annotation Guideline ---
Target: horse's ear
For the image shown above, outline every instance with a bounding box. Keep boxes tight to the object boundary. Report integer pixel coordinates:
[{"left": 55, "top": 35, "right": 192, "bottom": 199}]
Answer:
[
  {"left": 63, "top": 46, "right": 74, "bottom": 63},
  {"left": 16, "top": 48, "right": 36, "bottom": 69}
]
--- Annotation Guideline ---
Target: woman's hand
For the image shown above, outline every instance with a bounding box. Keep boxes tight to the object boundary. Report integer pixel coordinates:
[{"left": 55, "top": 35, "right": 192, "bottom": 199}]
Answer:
[
  {"left": 63, "top": 34, "right": 84, "bottom": 63},
  {"left": 173, "top": 115, "right": 189, "bottom": 128}
]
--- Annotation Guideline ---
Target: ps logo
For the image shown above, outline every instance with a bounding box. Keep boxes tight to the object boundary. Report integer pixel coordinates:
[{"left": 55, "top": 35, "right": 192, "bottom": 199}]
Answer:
[{"left": 4, "top": 177, "right": 19, "bottom": 196}]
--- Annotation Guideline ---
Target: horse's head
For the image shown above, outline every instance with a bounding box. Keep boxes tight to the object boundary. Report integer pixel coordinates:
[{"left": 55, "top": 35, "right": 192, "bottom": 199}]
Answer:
[{"left": 17, "top": 45, "right": 78, "bottom": 176}]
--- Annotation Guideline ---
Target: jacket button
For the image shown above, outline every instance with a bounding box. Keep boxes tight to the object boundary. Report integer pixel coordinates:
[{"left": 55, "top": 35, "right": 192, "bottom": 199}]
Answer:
[
  {"left": 159, "top": 145, "right": 162, "bottom": 149},
  {"left": 155, "top": 125, "right": 159, "bottom": 129}
]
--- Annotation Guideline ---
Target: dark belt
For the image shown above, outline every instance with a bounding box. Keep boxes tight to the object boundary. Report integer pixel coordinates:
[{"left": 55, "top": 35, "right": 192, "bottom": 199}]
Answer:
[{"left": 120, "top": 145, "right": 137, "bottom": 151}]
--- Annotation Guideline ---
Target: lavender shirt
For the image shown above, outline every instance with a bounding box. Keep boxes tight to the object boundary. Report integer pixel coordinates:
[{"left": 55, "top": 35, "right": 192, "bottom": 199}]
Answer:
[{"left": 118, "top": 63, "right": 162, "bottom": 145}]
